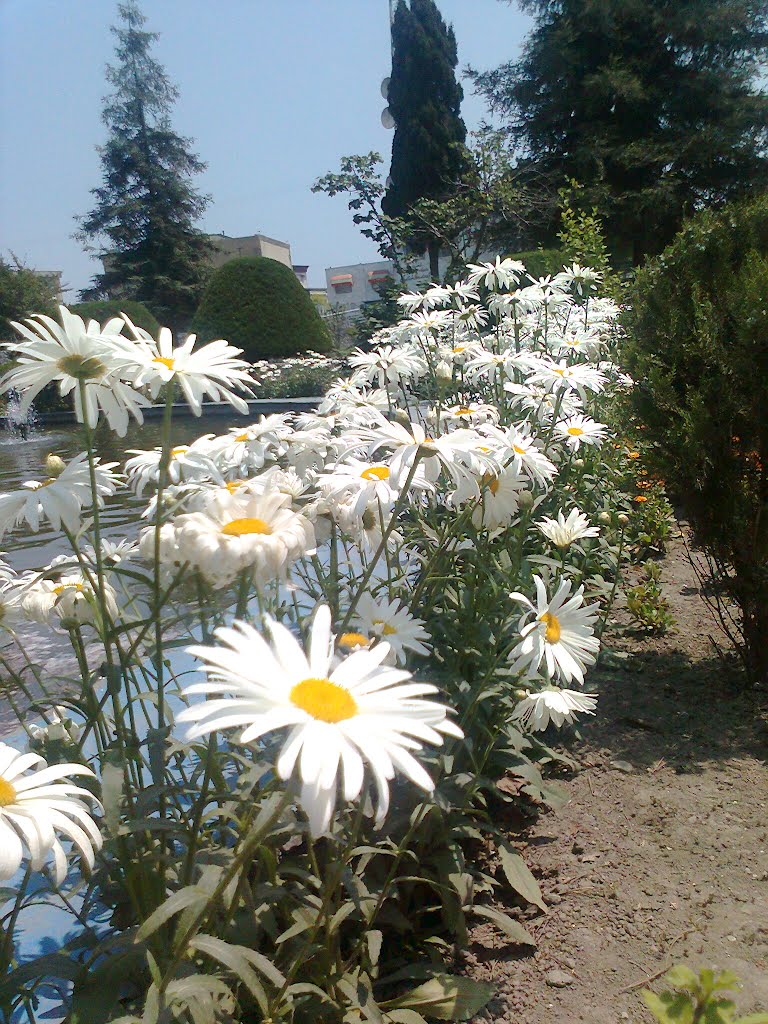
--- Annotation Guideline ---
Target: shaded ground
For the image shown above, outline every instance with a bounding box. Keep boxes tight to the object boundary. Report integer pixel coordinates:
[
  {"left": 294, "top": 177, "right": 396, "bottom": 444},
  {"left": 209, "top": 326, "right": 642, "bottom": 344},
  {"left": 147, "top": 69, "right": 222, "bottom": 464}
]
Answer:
[{"left": 467, "top": 528, "right": 768, "bottom": 1021}]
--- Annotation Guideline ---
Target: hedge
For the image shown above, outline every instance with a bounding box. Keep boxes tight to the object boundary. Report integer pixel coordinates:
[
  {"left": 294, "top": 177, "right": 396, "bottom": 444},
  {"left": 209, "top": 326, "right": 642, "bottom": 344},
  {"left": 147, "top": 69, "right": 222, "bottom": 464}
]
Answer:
[{"left": 191, "top": 257, "right": 332, "bottom": 360}]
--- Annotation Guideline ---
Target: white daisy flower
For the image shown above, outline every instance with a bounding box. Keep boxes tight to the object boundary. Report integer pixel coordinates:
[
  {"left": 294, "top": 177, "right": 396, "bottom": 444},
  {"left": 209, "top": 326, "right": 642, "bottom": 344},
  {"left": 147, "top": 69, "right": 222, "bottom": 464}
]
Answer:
[
  {"left": 0, "top": 579, "right": 24, "bottom": 631},
  {"left": 1, "top": 306, "right": 149, "bottom": 435},
  {"left": 22, "top": 572, "right": 119, "bottom": 628},
  {"left": 349, "top": 345, "right": 426, "bottom": 389},
  {"left": 125, "top": 324, "right": 256, "bottom": 415},
  {"left": 172, "top": 489, "right": 315, "bottom": 587},
  {"left": 0, "top": 742, "right": 102, "bottom": 886},
  {"left": 554, "top": 414, "right": 610, "bottom": 450},
  {"left": 179, "top": 605, "right": 460, "bottom": 836},
  {"left": 352, "top": 593, "right": 431, "bottom": 665},
  {"left": 525, "top": 358, "right": 606, "bottom": 400},
  {"left": 317, "top": 458, "right": 400, "bottom": 516},
  {"left": 536, "top": 508, "right": 600, "bottom": 548},
  {"left": 473, "top": 466, "right": 529, "bottom": 529},
  {"left": 466, "top": 257, "right": 525, "bottom": 290},
  {"left": 512, "top": 688, "right": 598, "bottom": 732},
  {"left": 509, "top": 575, "right": 600, "bottom": 685},
  {"left": 125, "top": 441, "right": 217, "bottom": 497},
  {"left": 0, "top": 453, "right": 119, "bottom": 536}
]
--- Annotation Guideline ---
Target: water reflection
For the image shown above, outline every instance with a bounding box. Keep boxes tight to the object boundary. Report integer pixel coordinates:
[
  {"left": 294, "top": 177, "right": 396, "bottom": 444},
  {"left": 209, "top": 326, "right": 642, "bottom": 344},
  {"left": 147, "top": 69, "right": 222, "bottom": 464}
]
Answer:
[{"left": 0, "top": 414, "right": 245, "bottom": 739}]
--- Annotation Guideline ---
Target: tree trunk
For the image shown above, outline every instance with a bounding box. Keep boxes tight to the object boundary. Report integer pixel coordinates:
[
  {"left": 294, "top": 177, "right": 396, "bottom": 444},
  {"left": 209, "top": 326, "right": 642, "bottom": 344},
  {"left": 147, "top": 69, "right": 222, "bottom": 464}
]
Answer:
[{"left": 427, "top": 238, "right": 440, "bottom": 281}]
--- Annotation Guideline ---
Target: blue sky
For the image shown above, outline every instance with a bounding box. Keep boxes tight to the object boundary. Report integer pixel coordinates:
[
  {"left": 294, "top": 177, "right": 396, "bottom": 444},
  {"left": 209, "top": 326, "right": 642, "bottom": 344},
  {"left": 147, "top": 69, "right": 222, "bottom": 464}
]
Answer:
[{"left": 0, "top": 0, "right": 530, "bottom": 296}]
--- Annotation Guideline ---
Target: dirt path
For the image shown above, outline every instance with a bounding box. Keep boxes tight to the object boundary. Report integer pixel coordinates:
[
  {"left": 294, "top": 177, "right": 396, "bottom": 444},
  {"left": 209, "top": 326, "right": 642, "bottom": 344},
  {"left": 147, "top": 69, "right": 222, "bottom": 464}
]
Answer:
[{"left": 467, "top": 527, "right": 768, "bottom": 1021}]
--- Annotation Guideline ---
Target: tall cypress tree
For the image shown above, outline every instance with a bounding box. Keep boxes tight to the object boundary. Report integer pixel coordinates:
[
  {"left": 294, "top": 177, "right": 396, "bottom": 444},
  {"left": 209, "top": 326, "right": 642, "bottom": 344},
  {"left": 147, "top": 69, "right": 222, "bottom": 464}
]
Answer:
[
  {"left": 382, "top": 0, "right": 467, "bottom": 277},
  {"left": 471, "top": 0, "right": 768, "bottom": 264},
  {"left": 77, "top": 1, "right": 211, "bottom": 329}
]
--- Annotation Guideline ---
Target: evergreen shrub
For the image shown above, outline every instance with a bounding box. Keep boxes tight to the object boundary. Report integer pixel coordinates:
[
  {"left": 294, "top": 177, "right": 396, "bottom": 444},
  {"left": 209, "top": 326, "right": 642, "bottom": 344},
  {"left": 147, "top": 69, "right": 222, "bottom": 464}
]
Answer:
[
  {"left": 71, "top": 299, "right": 160, "bottom": 336},
  {"left": 625, "top": 195, "right": 768, "bottom": 680},
  {"left": 192, "top": 257, "right": 332, "bottom": 360}
]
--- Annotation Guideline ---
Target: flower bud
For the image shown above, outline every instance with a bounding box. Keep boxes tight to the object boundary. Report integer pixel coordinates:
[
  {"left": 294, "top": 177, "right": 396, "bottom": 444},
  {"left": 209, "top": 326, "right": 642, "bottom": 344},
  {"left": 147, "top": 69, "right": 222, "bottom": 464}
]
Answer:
[
  {"left": 393, "top": 409, "right": 411, "bottom": 428},
  {"left": 572, "top": 458, "right": 585, "bottom": 468},
  {"left": 518, "top": 490, "right": 534, "bottom": 511},
  {"left": 598, "top": 511, "right": 612, "bottom": 525},
  {"left": 435, "top": 360, "right": 453, "bottom": 383},
  {"left": 617, "top": 512, "right": 630, "bottom": 526},
  {"left": 45, "top": 454, "right": 66, "bottom": 478}
]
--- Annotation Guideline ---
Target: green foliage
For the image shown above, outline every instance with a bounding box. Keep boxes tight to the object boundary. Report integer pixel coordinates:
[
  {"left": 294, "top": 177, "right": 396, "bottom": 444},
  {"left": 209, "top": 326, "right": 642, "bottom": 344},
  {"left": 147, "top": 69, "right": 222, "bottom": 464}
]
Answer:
[
  {"left": 382, "top": 0, "right": 467, "bottom": 276},
  {"left": 625, "top": 561, "right": 674, "bottom": 634},
  {"left": 624, "top": 195, "right": 768, "bottom": 679},
  {"left": 313, "top": 133, "right": 545, "bottom": 285},
  {"left": 642, "top": 965, "right": 768, "bottom": 1024},
  {"left": 508, "top": 248, "right": 567, "bottom": 281},
  {"left": 556, "top": 178, "right": 624, "bottom": 301},
  {"left": 70, "top": 299, "right": 160, "bottom": 336},
  {"left": 192, "top": 257, "right": 332, "bottom": 360},
  {"left": 0, "top": 257, "right": 57, "bottom": 341},
  {"left": 76, "top": 1, "right": 212, "bottom": 330},
  {"left": 470, "top": 0, "right": 768, "bottom": 263},
  {"left": 312, "top": 153, "right": 413, "bottom": 283}
]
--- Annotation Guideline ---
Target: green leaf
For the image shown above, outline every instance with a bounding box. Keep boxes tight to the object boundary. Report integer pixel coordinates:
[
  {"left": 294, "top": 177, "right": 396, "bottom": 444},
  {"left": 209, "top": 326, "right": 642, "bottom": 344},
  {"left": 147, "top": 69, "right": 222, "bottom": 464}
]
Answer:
[
  {"left": 641, "top": 990, "right": 695, "bottom": 1024},
  {"left": 385, "top": 1011, "right": 428, "bottom": 1023},
  {"left": 472, "top": 906, "right": 536, "bottom": 947},
  {"left": 497, "top": 842, "right": 546, "bottom": 912},
  {"left": 190, "top": 934, "right": 284, "bottom": 1012},
  {"left": 384, "top": 974, "right": 494, "bottom": 1020},
  {"left": 135, "top": 886, "right": 208, "bottom": 942},
  {"left": 663, "top": 965, "right": 701, "bottom": 992},
  {"left": 736, "top": 1015, "right": 768, "bottom": 1023}
]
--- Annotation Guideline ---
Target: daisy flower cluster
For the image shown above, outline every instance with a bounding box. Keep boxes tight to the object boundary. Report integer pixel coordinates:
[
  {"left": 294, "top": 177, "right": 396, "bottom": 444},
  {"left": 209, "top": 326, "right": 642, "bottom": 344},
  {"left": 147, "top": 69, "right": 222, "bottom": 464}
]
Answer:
[{"left": 0, "top": 255, "right": 635, "bottom": 1008}]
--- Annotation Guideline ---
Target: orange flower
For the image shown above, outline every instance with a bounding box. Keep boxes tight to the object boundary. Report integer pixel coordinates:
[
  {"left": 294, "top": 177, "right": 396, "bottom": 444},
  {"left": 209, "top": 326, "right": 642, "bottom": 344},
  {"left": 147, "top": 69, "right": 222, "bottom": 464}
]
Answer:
[
  {"left": 626, "top": 451, "right": 640, "bottom": 459},
  {"left": 633, "top": 495, "right": 649, "bottom": 503}
]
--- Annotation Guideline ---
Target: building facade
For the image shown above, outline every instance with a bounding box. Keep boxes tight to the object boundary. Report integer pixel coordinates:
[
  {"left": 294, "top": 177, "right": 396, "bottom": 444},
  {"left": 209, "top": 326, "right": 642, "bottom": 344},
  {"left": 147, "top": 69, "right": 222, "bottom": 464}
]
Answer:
[
  {"left": 207, "top": 232, "right": 293, "bottom": 270},
  {"left": 324, "top": 252, "right": 455, "bottom": 313}
]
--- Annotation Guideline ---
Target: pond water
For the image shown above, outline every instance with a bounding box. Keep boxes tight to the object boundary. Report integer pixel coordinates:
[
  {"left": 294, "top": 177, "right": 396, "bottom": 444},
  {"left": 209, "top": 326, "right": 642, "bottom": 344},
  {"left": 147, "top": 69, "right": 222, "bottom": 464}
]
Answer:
[
  {"left": 1, "top": 412, "right": 253, "bottom": 1018},
  {"left": 0, "top": 413, "right": 238, "bottom": 743}
]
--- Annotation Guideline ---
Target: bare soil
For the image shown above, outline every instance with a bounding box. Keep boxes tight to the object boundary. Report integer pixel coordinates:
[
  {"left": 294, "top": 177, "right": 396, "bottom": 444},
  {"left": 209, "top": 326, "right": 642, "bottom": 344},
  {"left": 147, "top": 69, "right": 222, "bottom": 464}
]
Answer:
[{"left": 466, "top": 527, "right": 768, "bottom": 1021}]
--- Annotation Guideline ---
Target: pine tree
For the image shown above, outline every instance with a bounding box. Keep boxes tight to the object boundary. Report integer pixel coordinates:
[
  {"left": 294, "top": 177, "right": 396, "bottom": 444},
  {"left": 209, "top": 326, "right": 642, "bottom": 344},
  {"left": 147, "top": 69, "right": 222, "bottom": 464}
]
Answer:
[
  {"left": 77, "top": 1, "right": 211, "bottom": 329},
  {"left": 381, "top": 0, "right": 467, "bottom": 277},
  {"left": 471, "top": 0, "right": 768, "bottom": 264}
]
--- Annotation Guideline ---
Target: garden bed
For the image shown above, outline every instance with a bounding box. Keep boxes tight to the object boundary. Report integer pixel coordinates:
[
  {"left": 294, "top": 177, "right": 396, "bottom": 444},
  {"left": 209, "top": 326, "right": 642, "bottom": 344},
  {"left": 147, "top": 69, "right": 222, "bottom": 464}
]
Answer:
[{"left": 466, "top": 526, "right": 768, "bottom": 1021}]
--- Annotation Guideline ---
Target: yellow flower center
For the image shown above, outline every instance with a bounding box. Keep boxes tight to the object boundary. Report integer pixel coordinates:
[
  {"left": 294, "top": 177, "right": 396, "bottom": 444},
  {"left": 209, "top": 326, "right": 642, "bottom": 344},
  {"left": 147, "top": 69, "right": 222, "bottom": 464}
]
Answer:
[
  {"left": 290, "top": 677, "right": 358, "bottom": 723},
  {"left": 53, "top": 582, "right": 84, "bottom": 596},
  {"left": 513, "top": 444, "right": 527, "bottom": 455},
  {"left": 361, "top": 466, "right": 389, "bottom": 481},
  {"left": 552, "top": 368, "right": 567, "bottom": 377},
  {"left": 338, "top": 631, "right": 369, "bottom": 649},
  {"left": 0, "top": 777, "right": 17, "bottom": 807},
  {"left": 221, "top": 518, "right": 272, "bottom": 536},
  {"left": 481, "top": 473, "right": 500, "bottom": 495},
  {"left": 567, "top": 427, "right": 584, "bottom": 437},
  {"left": 454, "top": 408, "right": 474, "bottom": 416},
  {"left": 234, "top": 432, "right": 251, "bottom": 442},
  {"left": 56, "top": 354, "right": 107, "bottom": 382},
  {"left": 371, "top": 618, "right": 398, "bottom": 636},
  {"left": 539, "top": 612, "right": 561, "bottom": 644},
  {"left": 170, "top": 446, "right": 188, "bottom": 458},
  {"left": 225, "top": 479, "right": 247, "bottom": 493},
  {"left": 452, "top": 345, "right": 466, "bottom": 353},
  {"left": 153, "top": 356, "right": 176, "bottom": 371}
]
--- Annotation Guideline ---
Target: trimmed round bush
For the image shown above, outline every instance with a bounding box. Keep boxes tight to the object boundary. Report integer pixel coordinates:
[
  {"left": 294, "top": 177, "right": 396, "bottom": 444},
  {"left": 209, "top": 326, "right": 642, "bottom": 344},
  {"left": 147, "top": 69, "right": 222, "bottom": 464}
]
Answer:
[
  {"left": 191, "top": 257, "right": 332, "bottom": 359},
  {"left": 624, "top": 195, "right": 768, "bottom": 681},
  {"left": 71, "top": 299, "right": 160, "bottom": 336}
]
